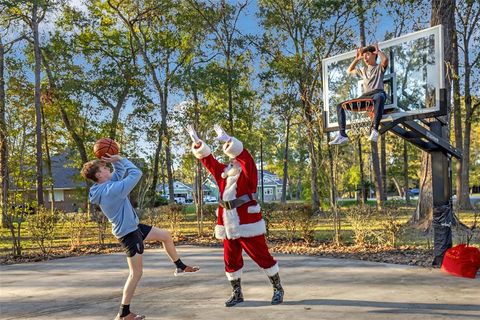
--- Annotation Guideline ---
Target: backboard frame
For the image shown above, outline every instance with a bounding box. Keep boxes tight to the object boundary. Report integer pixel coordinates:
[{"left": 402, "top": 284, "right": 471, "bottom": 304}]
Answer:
[{"left": 322, "top": 25, "right": 445, "bottom": 132}]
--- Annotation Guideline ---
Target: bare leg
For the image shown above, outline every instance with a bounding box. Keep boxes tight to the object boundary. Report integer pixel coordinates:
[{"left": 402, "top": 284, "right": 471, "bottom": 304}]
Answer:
[
  {"left": 144, "top": 226, "right": 199, "bottom": 274},
  {"left": 144, "top": 226, "right": 179, "bottom": 262},
  {"left": 121, "top": 253, "right": 143, "bottom": 305}
]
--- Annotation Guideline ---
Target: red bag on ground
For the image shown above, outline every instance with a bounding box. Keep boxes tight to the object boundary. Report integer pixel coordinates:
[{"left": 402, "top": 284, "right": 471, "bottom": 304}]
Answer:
[{"left": 441, "top": 244, "right": 480, "bottom": 279}]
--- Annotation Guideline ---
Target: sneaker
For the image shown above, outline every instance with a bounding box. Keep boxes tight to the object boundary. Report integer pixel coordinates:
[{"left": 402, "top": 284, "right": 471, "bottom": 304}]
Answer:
[
  {"left": 174, "top": 265, "right": 200, "bottom": 276},
  {"left": 329, "top": 134, "right": 349, "bottom": 145},
  {"left": 115, "top": 312, "right": 146, "bottom": 320},
  {"left": 369, "top": 129, "right": 379, "bottom": 142}
]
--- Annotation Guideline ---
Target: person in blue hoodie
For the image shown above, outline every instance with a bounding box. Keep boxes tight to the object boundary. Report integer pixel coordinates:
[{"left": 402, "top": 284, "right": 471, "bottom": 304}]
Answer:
[{"left": 81, "top": 153, "right": 199, "bottom": 320}]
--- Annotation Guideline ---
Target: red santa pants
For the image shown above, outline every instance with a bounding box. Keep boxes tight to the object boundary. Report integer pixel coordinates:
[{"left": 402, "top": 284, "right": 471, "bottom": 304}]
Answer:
[{"left": 223, "top": 234, "right": 277, "bottom": 274}]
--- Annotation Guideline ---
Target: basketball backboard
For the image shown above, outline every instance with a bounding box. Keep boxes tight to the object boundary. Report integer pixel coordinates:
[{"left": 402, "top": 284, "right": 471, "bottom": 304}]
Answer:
[{"left": 323, "top": 25, "right": 445, "bottom": 132}]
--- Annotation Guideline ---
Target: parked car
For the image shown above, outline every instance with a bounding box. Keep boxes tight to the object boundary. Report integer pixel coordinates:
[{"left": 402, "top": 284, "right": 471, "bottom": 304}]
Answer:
[
  {"left": 174, "top": 197, "right": 186, "bottom": 204},
  {"left": 203, "top": 196, "right": 217, "bottom": 203},
  {"left": 408, "top": 188, "right": 420, "bottom": 196}
]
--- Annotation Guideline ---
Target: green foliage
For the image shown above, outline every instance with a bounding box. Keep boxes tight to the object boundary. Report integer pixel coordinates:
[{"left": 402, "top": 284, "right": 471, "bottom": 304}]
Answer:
[
  {"left": 27, "top": 207, "right": 59, "bottom": 255},
  {"left": 272, "top": 203, "right": 316, "bottom": 242},
  {"left": 345, "top": 205, "right": 377, "bottom": 246},
  {"left": 159, "top": 204, "right": 186, "bottom": 239},
  {"left": 89, "top": 208, "right": 109, "bottom": 247},
  {"left": 61, "top": 212, "right": 89, "bottom": 251},
  {"left": 201, "top": 204, "right": 218, "bottom": 237},
  {"left": 261, "top": 202, "right": 279, "bottom": 235},
  {"left": 377, "top": 202, "right": 407, "bottom": 247}
]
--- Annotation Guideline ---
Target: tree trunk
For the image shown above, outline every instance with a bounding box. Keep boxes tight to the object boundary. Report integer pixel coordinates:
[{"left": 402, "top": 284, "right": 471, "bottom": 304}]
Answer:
[
  {"left": 381, "top": 135, "right": 388, "bottom": 201},
  {"left": 150, "top": 129, "right": 163, "bottom": 200},
  {"left": 161, "top": 86, "right": 175, "bottom": 203},
  {"left": 327, "top": 133, "right": 341, "bottom": 244},
  {"left": 392, "top": 177, "right": 403, "bottom": 197},
  {"left": 416, "top": 0, "right": 454, "bottom": 225},
  {"left": 40, "top": 99, "right": 54, "bottom": 213},
  {"left": 0, "top": 36, "right": 8, "bottom": 227},
  {"left": 457, "top": 2, "right": 477, "bottom": 209},
  {"left": 109, "top": 81, "right": 131, "bottom": 140},
  {"left": 403, "top": 140, "right": 410, "bottom": 203},
  {"left": 41, "top": 51, "right": 88, "bottom": 164},
  {"left": 451, "top": 16, "right": 464, "bottom": 209},
  {"left": 356, "top": 0, "right": 368, "bottom": 205},
  {"left": 33, "top": 4, "right": 44, "bottom": 205},
  {"left": 281, "top": 116, "right": 290, "bottom": 203},
  {"left": 192, "top": 85, "right": 204, "bottom": 235},
  {"left": 227, "top": 57, "right": 234, "bottom": 134},
  {"left": 371, "top": 142, "right": 384, "bottom": 209}
]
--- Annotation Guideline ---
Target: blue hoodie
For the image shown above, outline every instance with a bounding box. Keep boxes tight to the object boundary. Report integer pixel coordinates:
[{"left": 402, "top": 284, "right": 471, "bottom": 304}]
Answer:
[{"left": 89, "top": 158, "right": 143, "bottom": 238}]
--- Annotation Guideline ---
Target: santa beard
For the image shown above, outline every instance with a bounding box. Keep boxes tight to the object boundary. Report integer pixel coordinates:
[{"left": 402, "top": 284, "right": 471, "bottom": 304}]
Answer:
[{"left": 221, "top": 162, "right": 242, "bottom": 179}]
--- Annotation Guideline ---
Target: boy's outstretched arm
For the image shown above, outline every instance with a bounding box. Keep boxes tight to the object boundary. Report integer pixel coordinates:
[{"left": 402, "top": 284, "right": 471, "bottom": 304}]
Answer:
[{"left": 347, "top": 48, "right": 362, "bottom": 75}]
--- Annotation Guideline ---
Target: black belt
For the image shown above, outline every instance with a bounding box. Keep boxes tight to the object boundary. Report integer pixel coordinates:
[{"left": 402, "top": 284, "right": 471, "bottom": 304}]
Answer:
[{"left": 219, "top": 193, "right": 256, "bottom": 210}]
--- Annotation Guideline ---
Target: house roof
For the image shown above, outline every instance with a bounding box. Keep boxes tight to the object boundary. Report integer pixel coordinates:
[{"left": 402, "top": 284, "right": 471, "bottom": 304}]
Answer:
[
  {"left": 50, "top": 153, "right": 86, "bottom": 189},
  {"left": 10, "top": 151, "right": 86, "bottom": 190}
]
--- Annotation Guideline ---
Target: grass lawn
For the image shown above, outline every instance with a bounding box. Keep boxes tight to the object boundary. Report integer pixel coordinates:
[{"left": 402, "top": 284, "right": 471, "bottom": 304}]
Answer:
[{"left": 1, "top": 202, "right": 478, "bottom": 261}]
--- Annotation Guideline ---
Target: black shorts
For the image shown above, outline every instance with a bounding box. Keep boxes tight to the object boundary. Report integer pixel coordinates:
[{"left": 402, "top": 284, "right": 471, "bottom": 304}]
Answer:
[{"left": 118, "top": 224, "right": 152, "bottom": 257}]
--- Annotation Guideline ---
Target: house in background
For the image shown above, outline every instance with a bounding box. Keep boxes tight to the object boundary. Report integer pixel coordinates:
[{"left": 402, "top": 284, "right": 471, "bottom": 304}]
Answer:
[
  {"left": 258, "top": 170, "right": 287, "bottom": 202},
  {"left": 156, "top": 179, "right": 218, "bottom": 203},
  {"left": 156, "top": 170, "right": 288, "bottom": 203},
  {"left": 9, "top": 152, "right": 87, "bottom": 212}
]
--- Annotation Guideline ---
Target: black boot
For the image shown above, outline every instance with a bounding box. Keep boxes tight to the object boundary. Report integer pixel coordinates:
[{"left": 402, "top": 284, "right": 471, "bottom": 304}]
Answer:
[
  {"left": 268, "top": 273, "right": 284, "bottom": 305},
  {"left": 225, "top": 278, "right": 244, "bottom": 307}
]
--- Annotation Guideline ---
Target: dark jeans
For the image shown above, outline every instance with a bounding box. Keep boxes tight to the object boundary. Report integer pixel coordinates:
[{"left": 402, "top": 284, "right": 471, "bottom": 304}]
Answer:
[{"left": 336, "top": 90, "right": 387, "bottom": 136}]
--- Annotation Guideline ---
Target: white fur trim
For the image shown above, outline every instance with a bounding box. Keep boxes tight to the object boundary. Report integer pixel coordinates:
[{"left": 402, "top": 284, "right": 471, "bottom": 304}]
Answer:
[
  {"left": 238, "top": 219, "right": 266, "bottom": 238},
  {"left": 223, "top": 209, "right": 241, "bottom": 240},
  {"left": 215, "top": 208, "right": 219, "bottom": 217},
  {"left": 215, "top": 225, "right": 226, "bottom": 239},
  {"left": 222, "top": 172, "right": 240, "bottom": 201},
  {"left": 226, "top": 268, "right": 243, "bottom": 281},
  {"left": 191, "top": 141, "right": 211, "bottom": 159},
  {"left": 247, "top": 204, "right": 261, "bottom": 213},
  {"left": 263, "top": 263, "right": 279, "bottom": 277},
  {"left": 223, "top": 137, "right": 243, "bottom": 159}
]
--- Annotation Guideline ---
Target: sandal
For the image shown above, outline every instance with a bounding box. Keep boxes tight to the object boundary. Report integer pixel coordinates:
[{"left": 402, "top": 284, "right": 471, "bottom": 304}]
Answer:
[
  {"left": 115, "top": 312, "right": 146, "bottom": 320},
  {"left": 174, "top": 265, "right": 200, "bottom": 276}
]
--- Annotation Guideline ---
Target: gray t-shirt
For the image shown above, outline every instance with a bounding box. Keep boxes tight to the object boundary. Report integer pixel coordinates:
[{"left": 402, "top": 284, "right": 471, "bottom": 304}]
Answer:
[{"left": 357, "top": 64, "right": 385, "bottom": 93}]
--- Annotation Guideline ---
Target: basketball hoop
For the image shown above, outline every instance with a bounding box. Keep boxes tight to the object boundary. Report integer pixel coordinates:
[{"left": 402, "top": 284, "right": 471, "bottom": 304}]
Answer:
[{"left": 341, "top": 98, "right": 374, "bottom": 136}]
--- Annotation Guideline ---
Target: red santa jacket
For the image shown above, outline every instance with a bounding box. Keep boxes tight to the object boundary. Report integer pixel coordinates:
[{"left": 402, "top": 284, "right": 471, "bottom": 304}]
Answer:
[{"left": 192, "top": 137, "right": 265, "bottom": 240}]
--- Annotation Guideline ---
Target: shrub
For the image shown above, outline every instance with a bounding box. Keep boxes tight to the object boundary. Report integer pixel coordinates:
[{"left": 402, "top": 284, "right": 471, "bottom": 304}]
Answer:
[
  {"left": 376, "top": 208, "right": 405, "bottom": 247},
  {"left": 61, "top": 212, "right": 89, "bottom": 251},
  {"left": 202, "top": 204, "right": 218, "bottom": 237},
  {"left": 27, "top": 207, "right": 59, "bottom": 255},
  {"left": 158, "top": 203, "right": 185, "bottom": 239},
  {"left": 261, "top": 202, "right": 278, "bottom": 236},
  {"left": 90, "top": 206, "right": 109, "bottom": 247},
  {"left": 275, "top": 203, "right": 316, "bottom": 242},
  {"left": 141, "top": 207, "right": 163, "bottom": 229},
  {"left": 345, "top": 205, "right": 377, "bottom": 246}
]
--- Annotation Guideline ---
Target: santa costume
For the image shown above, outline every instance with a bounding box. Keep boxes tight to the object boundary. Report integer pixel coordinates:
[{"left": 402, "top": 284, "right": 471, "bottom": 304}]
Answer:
[{"left": 189, "top": 124, "right": 284, "bottom": 306}]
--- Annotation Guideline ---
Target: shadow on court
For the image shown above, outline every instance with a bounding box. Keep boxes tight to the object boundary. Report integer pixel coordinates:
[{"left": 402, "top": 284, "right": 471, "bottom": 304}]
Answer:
[{"left": 1, "top": 246, "right": 479, "bottom": 320}]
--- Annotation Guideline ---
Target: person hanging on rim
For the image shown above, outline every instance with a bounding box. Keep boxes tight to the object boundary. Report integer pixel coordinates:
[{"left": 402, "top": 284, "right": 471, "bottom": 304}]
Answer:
[
  {"left": 329, "top": 43, "right": 389, "bottom": 145},
  {"left": 187, "top": 124, "right": 284, "bottom": 307}
]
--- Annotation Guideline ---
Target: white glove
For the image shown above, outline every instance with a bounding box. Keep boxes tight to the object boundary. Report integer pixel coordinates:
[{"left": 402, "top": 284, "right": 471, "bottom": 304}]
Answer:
[
  {"left": 214, "top": 124, "right": 231, "bottom": 142},
  {"left": 186, "top": 124, "right": 201, "bottom": 144}
]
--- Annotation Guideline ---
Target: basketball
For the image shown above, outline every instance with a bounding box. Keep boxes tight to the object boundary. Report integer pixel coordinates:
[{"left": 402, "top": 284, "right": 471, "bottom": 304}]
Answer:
[{"left": 93, "top": 138, "right": 119, "bottom": 159}]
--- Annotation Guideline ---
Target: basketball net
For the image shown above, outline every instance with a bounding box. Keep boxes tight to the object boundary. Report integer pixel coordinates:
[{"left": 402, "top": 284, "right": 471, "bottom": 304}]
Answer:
[{"left": 341, "top": 98, "right": 374, "bottom": 137}]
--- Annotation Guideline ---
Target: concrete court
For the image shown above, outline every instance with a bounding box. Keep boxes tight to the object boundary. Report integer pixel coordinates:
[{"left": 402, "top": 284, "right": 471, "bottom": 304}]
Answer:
[{"left": 1, "top": 245, "right": 479, "bottom": 320}]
